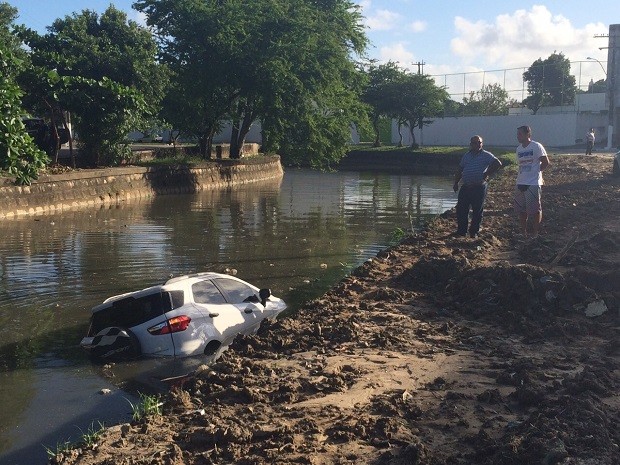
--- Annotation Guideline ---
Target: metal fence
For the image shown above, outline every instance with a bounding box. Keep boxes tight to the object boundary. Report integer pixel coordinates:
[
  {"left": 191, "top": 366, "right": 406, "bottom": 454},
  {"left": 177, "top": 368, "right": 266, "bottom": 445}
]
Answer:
[{"left": 429, "top": 60, "right": 608, "bottom": 115}]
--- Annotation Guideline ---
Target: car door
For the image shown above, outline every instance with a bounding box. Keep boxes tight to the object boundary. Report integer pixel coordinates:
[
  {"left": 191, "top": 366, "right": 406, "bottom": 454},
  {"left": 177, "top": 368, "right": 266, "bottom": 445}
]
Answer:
[
  {"left": 211, "top": 277, "right": 267, "bottom": 334},
  {"left": 188, "top": 278, "right": 253, "bottom": 351}
]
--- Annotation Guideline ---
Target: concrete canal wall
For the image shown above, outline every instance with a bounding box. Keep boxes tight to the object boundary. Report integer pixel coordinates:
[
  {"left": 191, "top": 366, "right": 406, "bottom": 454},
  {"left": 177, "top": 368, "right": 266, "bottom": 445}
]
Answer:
[
  {"left": 0, "top": 155, "right": 283, "bottom": 219},
  {"left": 338, "top": 150, "right": 461, "bottom": 174}
]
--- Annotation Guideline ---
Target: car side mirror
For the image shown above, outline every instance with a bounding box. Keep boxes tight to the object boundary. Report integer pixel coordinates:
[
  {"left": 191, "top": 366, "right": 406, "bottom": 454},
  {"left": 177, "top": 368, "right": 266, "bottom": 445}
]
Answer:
[{"left": 259, "top": 288, "right": 271, "bottom": 307}]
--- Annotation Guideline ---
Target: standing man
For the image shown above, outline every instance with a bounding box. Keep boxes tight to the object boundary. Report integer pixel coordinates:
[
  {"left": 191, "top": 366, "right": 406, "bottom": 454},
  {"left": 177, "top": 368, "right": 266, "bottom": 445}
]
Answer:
[
  {"left": 515, "top": 125, "right": 550, "bottom": 238},
  {"left": 585, "top": 128, "right": 595, "bottom": 155},
  {"left": 453, "top": 135, "right": 502, "bottom": 238}
]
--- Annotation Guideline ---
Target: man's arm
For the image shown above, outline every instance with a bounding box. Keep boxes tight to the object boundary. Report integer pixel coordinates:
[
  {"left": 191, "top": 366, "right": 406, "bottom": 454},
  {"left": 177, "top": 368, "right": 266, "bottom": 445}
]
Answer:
[
  {"left": 453, "top": 167, "right": 463, "bottom": 192},
  {"left": 540, "top": 155, "right": 550, "bottom": 171},
  {"left": 484, "top": 158, "right": 502, "bottom": 180}
]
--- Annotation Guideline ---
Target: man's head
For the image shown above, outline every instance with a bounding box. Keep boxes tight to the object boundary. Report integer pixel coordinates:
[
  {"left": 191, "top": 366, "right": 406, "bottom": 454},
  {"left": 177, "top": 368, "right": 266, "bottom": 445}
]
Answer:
[
  {"left": 517, "top": 125, "right": 531, "bottom": 146},
  {"left": 470, "top": 135, "right": 483, "bottom": 152}
]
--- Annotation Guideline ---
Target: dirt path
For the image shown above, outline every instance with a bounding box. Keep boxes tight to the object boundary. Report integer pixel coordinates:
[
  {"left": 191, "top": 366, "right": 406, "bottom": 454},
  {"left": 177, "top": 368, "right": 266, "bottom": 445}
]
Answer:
[{"left": 52, "top": 155, "right": 619, "bottom": 465}]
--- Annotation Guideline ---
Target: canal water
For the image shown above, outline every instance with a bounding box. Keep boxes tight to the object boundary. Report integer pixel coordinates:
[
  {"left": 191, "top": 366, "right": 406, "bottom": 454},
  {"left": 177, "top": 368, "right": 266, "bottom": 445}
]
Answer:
[{"left": 0, "top": 169, "right": 456, "bottom": 464}]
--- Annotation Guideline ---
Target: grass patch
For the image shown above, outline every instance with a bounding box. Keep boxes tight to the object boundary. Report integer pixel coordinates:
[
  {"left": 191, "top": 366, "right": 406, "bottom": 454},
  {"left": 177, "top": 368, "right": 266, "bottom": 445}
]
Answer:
[
  {"left": 44, "top": 440, "right": 74, "bottom": 460},
  {"left": 349, "top": 143, "right": 516, "bottom": 166},
  {"left": 43, "top": 422, "right": 105, "bottom": 460},
  {"left": 126, "top": 393, "right": 163, "bottom": 421},
  {"left": 135, "top": 155, "right": 205, "bottom": 167}
]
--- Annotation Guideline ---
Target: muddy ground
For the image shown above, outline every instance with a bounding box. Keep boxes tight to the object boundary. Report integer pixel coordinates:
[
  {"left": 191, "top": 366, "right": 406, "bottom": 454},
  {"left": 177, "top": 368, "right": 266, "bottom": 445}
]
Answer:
[{"left": 52, "top": 155, "right": 619, "bottom": 465}]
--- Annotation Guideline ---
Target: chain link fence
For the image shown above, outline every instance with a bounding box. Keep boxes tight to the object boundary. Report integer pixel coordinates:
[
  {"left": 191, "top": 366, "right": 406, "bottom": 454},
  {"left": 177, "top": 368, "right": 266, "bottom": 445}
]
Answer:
[{"left": 431, "top": 60, "right": 607, "bottom": 117}]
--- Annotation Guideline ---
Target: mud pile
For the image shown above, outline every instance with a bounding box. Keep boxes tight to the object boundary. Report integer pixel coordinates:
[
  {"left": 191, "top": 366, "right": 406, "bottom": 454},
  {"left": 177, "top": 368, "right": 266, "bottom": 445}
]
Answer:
[{"left": 51, "top": 155, "right": 619, "bottom": 465}]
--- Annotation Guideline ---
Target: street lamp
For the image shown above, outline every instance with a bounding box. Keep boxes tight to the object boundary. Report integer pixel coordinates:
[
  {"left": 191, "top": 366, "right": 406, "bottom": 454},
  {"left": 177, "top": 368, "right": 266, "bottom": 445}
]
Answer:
[{"left": 586, "top": 57, "right": 607, "bottom": 76}]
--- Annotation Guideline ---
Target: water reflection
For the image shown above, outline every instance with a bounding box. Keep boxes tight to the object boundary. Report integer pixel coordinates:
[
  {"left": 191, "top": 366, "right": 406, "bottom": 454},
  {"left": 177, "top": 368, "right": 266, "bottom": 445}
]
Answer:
[{"left": 0, "top": 169, "right": 455, "bottom": 464}]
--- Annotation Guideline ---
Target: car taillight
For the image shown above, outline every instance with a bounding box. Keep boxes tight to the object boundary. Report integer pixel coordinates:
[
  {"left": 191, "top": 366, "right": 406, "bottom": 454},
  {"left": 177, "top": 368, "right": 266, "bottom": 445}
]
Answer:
[{"left": 148, "top": 315, "right": 191, "bottom": 335}]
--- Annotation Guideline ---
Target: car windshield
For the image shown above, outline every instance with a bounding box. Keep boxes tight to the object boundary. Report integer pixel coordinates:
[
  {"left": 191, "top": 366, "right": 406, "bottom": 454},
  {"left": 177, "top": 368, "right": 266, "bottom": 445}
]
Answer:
[
  {"left": 192, "top": 280, "right": 227, "bottom": 304},
  {"left": 212, "top": 278, "right": 257, "bottom": 304}
]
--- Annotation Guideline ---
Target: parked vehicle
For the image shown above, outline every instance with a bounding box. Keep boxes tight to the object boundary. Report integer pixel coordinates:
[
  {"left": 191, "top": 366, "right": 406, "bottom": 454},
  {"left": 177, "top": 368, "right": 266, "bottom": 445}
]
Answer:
[
  {"left": 80, "top": 272, "right": 286, "bottom": 361},
  {"left": 22, "top": 117, "right": 71, "bottom": 156}
]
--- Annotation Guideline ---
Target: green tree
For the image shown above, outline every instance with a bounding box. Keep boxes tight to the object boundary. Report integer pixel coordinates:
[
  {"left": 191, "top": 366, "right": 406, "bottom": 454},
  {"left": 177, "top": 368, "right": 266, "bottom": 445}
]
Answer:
[
  {"left": 361, "top": 61, "right": 407, "bottom": 147},
  {"left": 522, "top": 52, "right": 576, "bottom": 114},
  {"left": 0, "top": 4, "right": 48, "bottom": 185},
  {"left": 0, "top": 2, "right": 25, "bottom": 61},
  {"left": 135, "top": 0, "right": 367, "bottom": 165},
  {"left": 462, "top": 83, "right": 509, "bottom": 116},
  {"left": 19, "top": 6, "right": 167, "bottom": 166},
  {"left": 396, "top": 73, "right": 449, "bottom": 148}
]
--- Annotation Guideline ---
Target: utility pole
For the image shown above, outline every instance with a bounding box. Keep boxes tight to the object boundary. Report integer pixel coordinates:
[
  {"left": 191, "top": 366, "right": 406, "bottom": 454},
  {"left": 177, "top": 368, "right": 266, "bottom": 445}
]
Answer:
[
  {"left": 596, "top": 27, "right": 618, "bottom": 149},
  {"left": 413, "top": 61, "right": 425, "bottom": 75}
]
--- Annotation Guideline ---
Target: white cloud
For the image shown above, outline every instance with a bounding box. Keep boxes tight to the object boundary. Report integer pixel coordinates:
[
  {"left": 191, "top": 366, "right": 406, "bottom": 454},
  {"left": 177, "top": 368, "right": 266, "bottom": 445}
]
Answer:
[
  {"left": 128, "top": 10, "right": 148, "bottom": 27},
  {"left": 357, "top": 0, "right": 372, "bottom": 11},
  {"left": 365, "top": 9, "right": 402, "bottom": 31},
  {"left": 409, "top": 20, "right": 427, "bottom": 33},
  {"left": 376, "top": 43, "right": 415, "bottom": 67},
  {"left": 450, "top": 5, "right": 607, "bottom": 71}
]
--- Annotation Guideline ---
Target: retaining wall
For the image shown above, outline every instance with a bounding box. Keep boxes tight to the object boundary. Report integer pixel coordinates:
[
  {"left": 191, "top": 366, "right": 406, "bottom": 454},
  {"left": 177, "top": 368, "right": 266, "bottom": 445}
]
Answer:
[
  {"left": 338, "top": 150, "right": 461, "bottom": 174},
  {"left": 0, "top": 156, "right": 283, "bottom": 219}
]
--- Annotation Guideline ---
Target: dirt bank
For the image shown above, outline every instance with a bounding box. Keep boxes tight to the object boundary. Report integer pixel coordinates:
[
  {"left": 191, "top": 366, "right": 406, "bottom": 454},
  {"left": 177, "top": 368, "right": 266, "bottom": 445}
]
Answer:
[{"left": 51, "top": 155, "right": 619, "bottom": 465}]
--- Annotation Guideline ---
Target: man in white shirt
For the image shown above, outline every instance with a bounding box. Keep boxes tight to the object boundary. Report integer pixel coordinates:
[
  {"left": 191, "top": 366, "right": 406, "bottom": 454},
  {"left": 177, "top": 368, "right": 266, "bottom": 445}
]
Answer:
[
  {"left": 514, "top": 125, "right": 550, "bottom": 238},
  {"left": 586, "top": 128, "right": 595, "bottom": 155}
]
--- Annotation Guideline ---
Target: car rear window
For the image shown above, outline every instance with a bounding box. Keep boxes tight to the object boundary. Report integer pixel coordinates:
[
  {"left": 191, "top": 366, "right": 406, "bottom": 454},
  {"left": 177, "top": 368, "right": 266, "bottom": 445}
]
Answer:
[{"left": 90, "top": 291, "right": 172, "bottom": 334}]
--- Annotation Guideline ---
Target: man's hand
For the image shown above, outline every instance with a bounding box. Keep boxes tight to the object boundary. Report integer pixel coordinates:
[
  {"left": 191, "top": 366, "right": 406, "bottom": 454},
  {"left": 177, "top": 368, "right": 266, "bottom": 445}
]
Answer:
[{"left": 453, "top": 181, "right": 459, "bottom": 192}]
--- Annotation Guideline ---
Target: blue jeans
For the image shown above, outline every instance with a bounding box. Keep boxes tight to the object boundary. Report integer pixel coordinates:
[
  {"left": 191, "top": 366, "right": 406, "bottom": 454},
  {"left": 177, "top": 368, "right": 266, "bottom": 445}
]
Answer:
[{"left": 456, "top": 184, "right": 488, "bottom": 236}]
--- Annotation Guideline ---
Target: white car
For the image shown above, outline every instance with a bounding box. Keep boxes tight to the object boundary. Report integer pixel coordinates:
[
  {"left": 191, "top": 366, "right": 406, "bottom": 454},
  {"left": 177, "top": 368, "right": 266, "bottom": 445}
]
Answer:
[{"left": 80, "top": 272, "right": 286, "bottom": 361}]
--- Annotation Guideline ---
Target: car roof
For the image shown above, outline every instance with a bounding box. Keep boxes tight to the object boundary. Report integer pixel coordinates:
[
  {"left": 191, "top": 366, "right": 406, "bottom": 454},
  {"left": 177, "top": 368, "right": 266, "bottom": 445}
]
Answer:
[
  {"left": 92, "top": 272, "right": 242, "bottom": 312},
  {"left": 164, "top": 271, "right": 230, "bottom": 285}
]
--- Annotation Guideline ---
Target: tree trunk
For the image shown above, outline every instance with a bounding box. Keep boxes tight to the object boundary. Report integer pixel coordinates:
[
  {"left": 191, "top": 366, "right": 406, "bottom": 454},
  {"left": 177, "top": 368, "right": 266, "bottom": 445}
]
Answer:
[
  {"left": 230, "top": 110, "right": 256, "bottom": 159},
  {"left": 230, "top": 121, "right": 240, "bottom": 159},
  {"left": 59, "top": 111, "right": 75, "bottom": 168},
  {"left": 372, "top": 114, "right": 381, "bottom": 147},
  {"left": 408, "top": 122, "right": 418, "bottom": 149}
]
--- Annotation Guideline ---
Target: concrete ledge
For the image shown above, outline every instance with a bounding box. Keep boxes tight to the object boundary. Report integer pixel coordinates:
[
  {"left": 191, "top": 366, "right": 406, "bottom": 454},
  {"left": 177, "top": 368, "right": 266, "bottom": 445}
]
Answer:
[
  {"left": 338, "top": 150, "right": 461, "bottom": 174},
  {"left": 0, "top": 155, "right": 283, "bottom": 219}
]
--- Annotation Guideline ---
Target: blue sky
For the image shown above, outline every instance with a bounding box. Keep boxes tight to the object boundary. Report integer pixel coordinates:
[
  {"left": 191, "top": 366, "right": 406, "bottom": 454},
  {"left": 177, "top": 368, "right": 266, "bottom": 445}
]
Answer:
[{"left": 6, "top": 1, "right": 618, "bottom": 96}]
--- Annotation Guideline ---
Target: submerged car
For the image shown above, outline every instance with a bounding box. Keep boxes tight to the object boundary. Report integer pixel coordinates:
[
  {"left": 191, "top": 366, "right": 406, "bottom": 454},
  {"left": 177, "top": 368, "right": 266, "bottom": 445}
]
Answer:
[{"left": 80, "top": 272, "right": 286, "bottom": 361}]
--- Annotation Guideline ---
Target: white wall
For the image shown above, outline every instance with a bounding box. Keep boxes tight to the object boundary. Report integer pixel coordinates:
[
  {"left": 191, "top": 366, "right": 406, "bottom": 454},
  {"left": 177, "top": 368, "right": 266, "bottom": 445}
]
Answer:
[{"left": 394, "top": 113, "right": 583, "bottom": 148}]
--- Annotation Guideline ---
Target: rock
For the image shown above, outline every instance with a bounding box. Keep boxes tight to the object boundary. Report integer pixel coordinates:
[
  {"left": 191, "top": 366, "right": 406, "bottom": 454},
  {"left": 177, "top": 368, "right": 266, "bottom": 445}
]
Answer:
[{"left": 585, "top": 300, "right": 608, "bottom": 317}]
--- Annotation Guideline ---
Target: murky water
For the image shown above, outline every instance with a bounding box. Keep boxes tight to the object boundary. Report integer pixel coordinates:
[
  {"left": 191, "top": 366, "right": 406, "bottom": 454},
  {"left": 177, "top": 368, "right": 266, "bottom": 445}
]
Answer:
[{"left": 0, "top": 169, "right": 456, "bottom": 464}]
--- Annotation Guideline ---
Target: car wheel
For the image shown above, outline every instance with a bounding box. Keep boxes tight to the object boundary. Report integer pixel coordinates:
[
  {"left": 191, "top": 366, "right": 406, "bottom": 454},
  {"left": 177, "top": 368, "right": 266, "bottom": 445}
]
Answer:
[
  {"left": 89, "top": 327, "right": 142, "bottom": 361},
  {"left": 613, "top": 159, "right": 620, "bottom": 177},
  {"left": 204, "top": 340, "right": 221, "bottom": 356}
]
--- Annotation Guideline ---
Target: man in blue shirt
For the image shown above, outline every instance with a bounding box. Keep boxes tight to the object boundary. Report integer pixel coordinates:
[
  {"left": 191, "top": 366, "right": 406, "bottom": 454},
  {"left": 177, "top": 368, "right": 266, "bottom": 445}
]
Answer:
[{"left": 452, "top": 135, "right": 502, "bottom": 238}]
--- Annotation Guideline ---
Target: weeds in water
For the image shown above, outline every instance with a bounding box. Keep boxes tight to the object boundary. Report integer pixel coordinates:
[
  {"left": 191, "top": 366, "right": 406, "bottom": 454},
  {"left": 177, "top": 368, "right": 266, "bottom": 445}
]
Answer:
[
  {"left": 43, "top": 421, "right": 106, "bottom": 459},
  {"left": 390, "top": 227, "right": 406, "bottom": 243},
  {"left": 44, "top": 440, "right": 73, "bottom": 460},
  {"left": 126, "top": 393, "right": 163, "bottom": 421},
  {"left": 77, "top": 421, "right": 106, "bottom": 448}
]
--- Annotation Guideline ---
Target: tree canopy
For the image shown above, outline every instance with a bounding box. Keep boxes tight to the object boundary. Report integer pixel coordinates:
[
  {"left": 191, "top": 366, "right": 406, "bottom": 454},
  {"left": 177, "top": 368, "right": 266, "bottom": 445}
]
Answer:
[
  {"left": 462, "top": 83, "right": 510, "bottom": 116},
  {"left": 0, "top": 2, "right": 48, "bottom": 184},
  {"left": 361, "top": 61, "right": 406, "bottom": 146},
  {"left": 18, "top": 5, "right": 167, "bottom": 165},
  {"left": 392, "top": 73, "right": 449, "bottom": 148},
  {"left": 522, "top": 52, "right": 577, "bottom": 114},
  {"left": 134, "top": 0, "right": 368, "bottom": 166}
]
